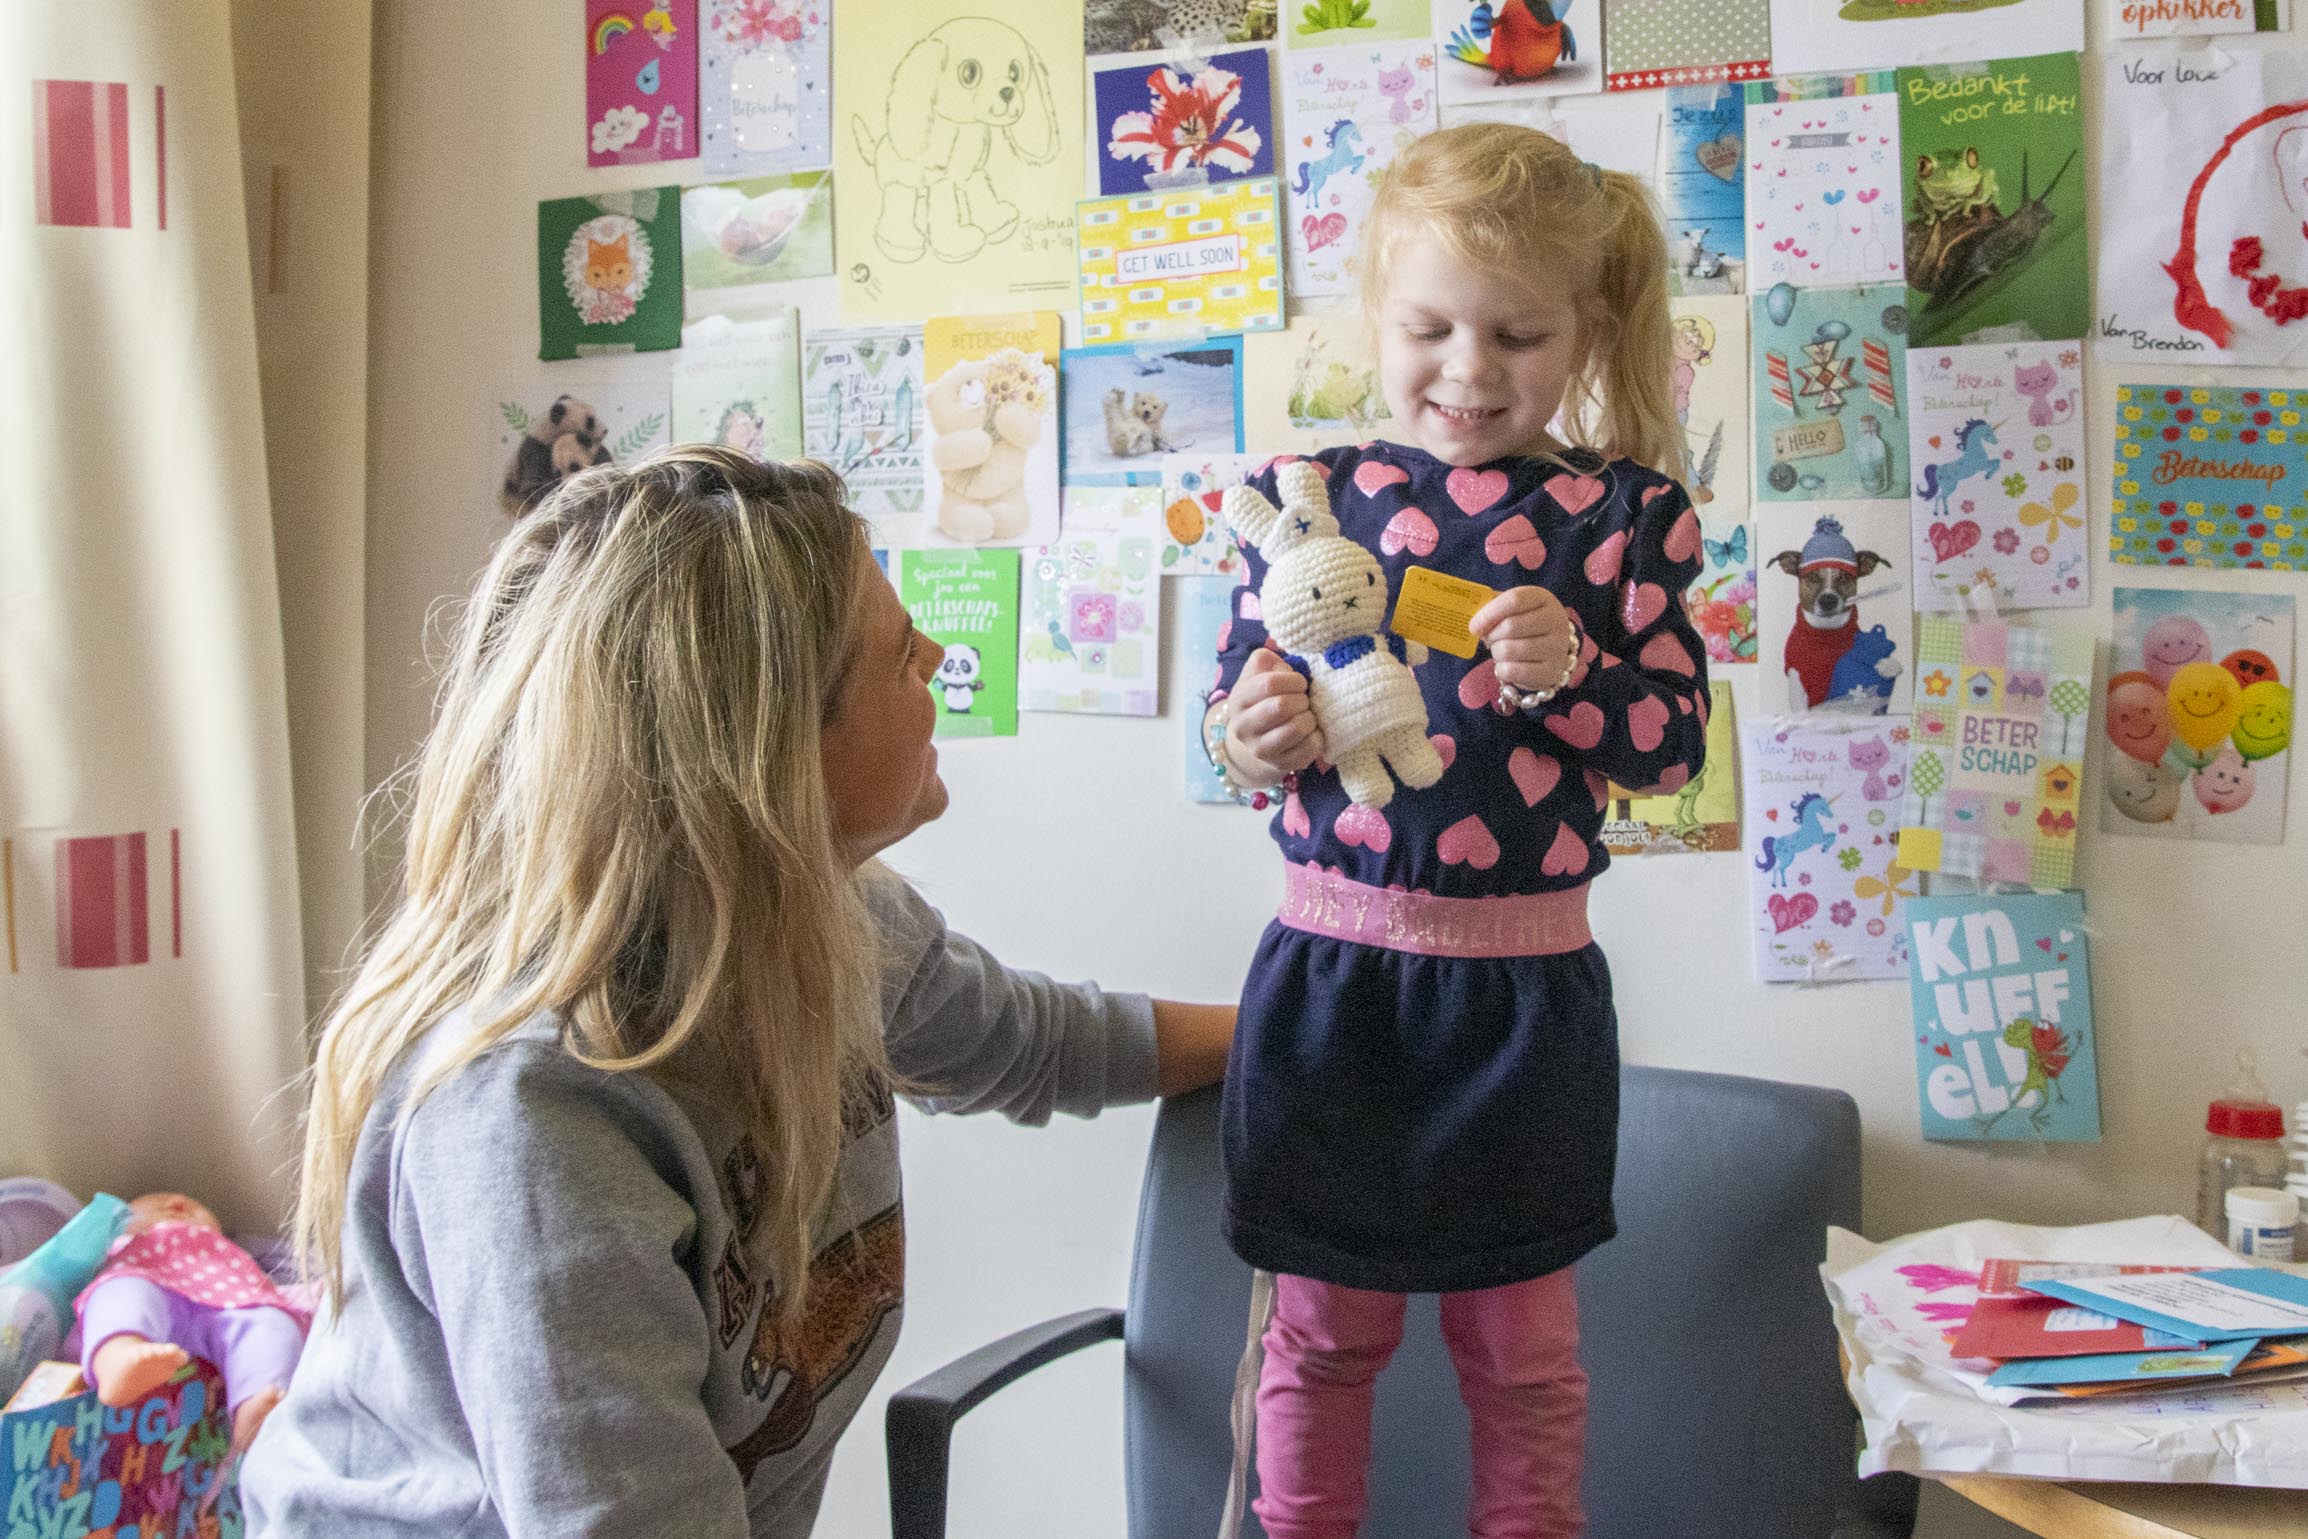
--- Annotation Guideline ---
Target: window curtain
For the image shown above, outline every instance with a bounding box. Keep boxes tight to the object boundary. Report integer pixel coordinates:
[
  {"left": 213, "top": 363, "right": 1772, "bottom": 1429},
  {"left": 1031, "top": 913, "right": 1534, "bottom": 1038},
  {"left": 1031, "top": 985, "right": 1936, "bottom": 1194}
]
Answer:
[{"left": 0, "top": 1, "right": 307, "bottom": 1233}]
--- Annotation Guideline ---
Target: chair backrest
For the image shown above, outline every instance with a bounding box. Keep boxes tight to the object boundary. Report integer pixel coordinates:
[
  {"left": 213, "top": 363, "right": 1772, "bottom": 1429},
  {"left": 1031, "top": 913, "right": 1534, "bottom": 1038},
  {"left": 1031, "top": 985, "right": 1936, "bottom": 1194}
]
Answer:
[{"left": 1122, "top": 1065, "right": 1864, "bottom": 1539}]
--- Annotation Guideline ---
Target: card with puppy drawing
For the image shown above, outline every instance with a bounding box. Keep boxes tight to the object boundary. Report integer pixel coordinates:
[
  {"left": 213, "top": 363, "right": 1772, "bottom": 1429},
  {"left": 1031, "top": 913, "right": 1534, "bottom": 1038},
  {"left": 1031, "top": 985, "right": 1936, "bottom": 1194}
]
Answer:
[
  {"left": 1059, "top": 339, "right": 1244, "bottom": 487},
  {"left": 1077, "top": 179, "right": 1285, "bottom": 343},
  {"left": 1755, "top": 500, "right": 1915, "bottom": 718}
]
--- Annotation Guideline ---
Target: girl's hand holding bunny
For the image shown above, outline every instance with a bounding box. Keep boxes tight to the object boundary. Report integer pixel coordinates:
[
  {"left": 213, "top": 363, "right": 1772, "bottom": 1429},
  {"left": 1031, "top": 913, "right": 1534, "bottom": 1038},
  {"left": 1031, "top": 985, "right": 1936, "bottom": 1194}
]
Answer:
[
  {"left": 1473, "top": 586, "right": 1583, "bottom": 699},
  {"left": 1225, "top": 649, "right": 1327, "bottom": 786}
]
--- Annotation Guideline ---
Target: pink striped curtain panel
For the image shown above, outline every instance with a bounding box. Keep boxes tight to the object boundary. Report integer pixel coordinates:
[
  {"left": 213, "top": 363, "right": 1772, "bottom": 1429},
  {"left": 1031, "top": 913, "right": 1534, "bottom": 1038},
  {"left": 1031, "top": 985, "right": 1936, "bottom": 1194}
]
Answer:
[{"left": 1, "top": 4, "right": 306, "bottom": 1232}]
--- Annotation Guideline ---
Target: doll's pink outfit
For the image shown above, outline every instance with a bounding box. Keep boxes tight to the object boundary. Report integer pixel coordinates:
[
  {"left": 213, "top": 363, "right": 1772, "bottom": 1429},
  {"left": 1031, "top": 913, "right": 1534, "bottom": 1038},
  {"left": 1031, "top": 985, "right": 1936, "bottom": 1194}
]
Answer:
[{"left": 75, "top": 1221, "right": 310, "bottom": 1413}]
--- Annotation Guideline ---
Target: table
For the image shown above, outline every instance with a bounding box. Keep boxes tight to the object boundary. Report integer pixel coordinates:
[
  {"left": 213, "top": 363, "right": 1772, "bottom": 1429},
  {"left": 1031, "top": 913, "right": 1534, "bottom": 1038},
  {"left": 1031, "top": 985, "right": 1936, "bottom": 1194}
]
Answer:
[{"left": 1944, "top": 1475, "right": 2308, "bottom": 1539}]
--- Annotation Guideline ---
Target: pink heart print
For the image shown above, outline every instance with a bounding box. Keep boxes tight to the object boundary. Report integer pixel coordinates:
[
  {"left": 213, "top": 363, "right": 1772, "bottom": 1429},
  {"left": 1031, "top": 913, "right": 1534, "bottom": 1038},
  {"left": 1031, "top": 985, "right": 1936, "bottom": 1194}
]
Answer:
[
  {"left": 1458, "top": 656, "right": 1499, "bottom": 711},
  {"left": 1544, "top": 473, "right": 1605, "bottom": 518},
  {"left": 1661, "top": 506, "right": 1702, "bottom": 563},
  {"left": 1446, "top": 467, "right": 1510, "bottom": 515},
  {"left": 1436, "top": 814, "right": 1501, "bottom": 870},
  {"left": 1641, "top": 483, "right": 1669, "bottom": 506},
  {"left": 1544, "top": 701, "right": 1606, "bottom": 751},
  {"left": 1508, "top": 746, "right": 1561, "bottom": 806},
  {"left": 1430, "top": 733, "right": 1457, "bottom": 769},
  {"left": 1335, "top": 804, "right": 1393, "bottom": 853},
  {"left": 1647, "top": 764, "right": 1692, "bottom": 794},
  {"left": 1302, "top": 212, "right": 1349, "bottom": 253},
  {"left": 1282, "top": 791, "right": 1312, "bottom": 839},
  {"left": 1583, "top": 529, "right": 1628, "bottom": 585},
  {"left": 1639, "top": 632, "right": 1698, "bottom": 676},
  {"left": 1540, "top": 823, "right": 1590, "bottom": 877},
  {"left": 1621, "top": 582, "right": 1669, "bottom": 633},
  {"left": 1354, "top": 461, "right": 1411, "bottom": 497},
  {"left": 1239, "top": 591, "right": 1262, "bottom": 622},
  {"left": 1627, "top": 695, "right": 1670, "bottom": 753},
  {"left": 1585, "top": 768, "right": 1608, "bottom": 812},
  {"left": 1484, "top": 514, "right": 1547, "bottom": 570},
  {"left": 1767, "top": 893, "right": 1819, "bottom": 934},
  {"left": 1926, "top": 520, "right": 1980, "bottom": 563},
  {"left": 1381, "top": 507, "right": 1440, "bottom": 558}
]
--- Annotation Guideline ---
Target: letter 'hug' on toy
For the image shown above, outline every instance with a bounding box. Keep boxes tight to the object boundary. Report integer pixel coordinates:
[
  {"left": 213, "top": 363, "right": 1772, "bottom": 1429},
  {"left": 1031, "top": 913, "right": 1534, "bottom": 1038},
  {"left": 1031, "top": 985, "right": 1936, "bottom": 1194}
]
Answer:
[{"left": 1225, "top": 462, "right": 1444, "bottom": 810}]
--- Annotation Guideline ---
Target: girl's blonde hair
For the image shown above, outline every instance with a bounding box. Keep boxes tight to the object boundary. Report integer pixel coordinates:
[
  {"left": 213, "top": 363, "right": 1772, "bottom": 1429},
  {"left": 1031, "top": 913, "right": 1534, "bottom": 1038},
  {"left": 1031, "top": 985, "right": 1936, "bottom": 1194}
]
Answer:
[
  {"left": 295, "top": 445, "right": 887, "bottom": 1320},
  {"left": 1356, "top": 121, "right": 1688, "bottom": 484}
]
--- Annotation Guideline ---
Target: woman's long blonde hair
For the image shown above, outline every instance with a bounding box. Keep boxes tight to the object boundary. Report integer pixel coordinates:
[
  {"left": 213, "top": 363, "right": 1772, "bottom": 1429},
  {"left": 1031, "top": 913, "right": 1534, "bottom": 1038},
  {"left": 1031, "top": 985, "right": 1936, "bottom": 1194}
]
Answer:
[
  {"left": 296, "top": 445, "right": 887, "bottom": 1319},
  {"left": 1356, "top": 121, "right": 1688, "bottom": 484}
]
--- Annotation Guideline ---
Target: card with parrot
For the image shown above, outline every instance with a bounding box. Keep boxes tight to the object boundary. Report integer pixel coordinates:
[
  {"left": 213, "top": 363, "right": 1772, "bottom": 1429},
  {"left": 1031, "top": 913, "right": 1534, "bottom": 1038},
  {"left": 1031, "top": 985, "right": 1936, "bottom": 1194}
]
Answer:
[
  {"left": 1433, "top": 0, "right": 1602, "bottom": 106},
  {"left": 1905, "top": 890, "right": 2101, "bottom": 1143},
  {"left": 2103, "top": 588, "right": 2293, "bottom": 845},
  {"left": 803, "top": 325, "right": 929, "bottom": 548},
  {"left": 1741, "top": 715, "right": 1917, "bottom": 985}
]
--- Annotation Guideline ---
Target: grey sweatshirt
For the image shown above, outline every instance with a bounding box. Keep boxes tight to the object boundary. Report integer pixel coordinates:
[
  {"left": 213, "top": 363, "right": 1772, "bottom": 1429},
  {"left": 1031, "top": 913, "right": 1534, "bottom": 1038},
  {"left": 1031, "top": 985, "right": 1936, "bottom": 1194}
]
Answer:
[{"left": 240, "top": 876, "right": 1158, "bottom": 1538}]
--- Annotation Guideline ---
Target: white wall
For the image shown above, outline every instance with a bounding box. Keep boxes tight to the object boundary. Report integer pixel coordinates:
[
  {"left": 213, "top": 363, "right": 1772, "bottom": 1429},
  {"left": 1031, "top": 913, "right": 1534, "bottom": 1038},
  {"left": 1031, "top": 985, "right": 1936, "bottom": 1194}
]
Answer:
[{"left": 360, "top": 4, "right": 2306, "bottom": 1537}]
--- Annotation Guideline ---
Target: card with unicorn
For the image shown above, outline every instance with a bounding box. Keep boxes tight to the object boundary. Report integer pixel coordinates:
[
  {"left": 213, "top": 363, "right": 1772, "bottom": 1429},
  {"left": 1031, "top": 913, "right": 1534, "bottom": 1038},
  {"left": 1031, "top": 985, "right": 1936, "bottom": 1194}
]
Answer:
[
  {"left": 1905, "top": 342, "right": 2089, "bottom": 613},
  {"left": 1281, "top": 40, "right": 1438, "bottom": 300},
  {"left": 1741, "top": 716, "right": 1917, "bottom": 984},
  {"left": 1433, "top": 0, "right": 1602, "bottom": 106},
  {"left": 2102, "top": 587, "right": 2294, "bottom": 845}
]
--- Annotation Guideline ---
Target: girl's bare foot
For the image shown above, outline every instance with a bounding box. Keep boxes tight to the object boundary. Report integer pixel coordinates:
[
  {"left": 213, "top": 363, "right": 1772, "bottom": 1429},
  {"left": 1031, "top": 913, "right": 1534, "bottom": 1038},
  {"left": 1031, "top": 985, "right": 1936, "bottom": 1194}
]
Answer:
[{"left": 91, "top": 1336, "right": 189, "bottom": 1406}]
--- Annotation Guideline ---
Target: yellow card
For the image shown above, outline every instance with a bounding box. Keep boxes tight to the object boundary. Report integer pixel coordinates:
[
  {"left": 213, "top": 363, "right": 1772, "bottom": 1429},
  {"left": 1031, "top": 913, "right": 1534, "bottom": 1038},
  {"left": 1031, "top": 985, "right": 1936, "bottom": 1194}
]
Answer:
[{"left": 1390, "top": 567, "right": 1496, "bottom": 659}]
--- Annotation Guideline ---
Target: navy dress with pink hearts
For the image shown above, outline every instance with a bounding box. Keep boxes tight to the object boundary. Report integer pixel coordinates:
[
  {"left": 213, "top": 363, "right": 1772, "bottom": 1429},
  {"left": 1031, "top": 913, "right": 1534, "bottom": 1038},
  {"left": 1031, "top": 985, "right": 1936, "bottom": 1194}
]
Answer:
[{"left": 1210, "top": 442, "right": 1711, "bottom": 1292}]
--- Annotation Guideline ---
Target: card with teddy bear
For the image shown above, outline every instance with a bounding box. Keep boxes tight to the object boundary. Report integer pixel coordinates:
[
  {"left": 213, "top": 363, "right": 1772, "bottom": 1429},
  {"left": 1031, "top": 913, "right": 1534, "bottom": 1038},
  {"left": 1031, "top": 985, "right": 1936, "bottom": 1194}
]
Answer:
[{"left": 922, "top": 312, "right": 1063, "bottom": 547}]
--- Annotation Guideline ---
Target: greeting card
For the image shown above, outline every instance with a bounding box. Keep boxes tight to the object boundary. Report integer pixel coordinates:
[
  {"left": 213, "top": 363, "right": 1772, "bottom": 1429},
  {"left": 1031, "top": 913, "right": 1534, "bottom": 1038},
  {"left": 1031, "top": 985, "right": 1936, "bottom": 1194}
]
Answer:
[
  {"left": 2108, "top": 0, "right": 2287, "bottom": 36},
  {"left": 2110, "top": 385, "right": 2308, "bottom": 570},
  {"left": 1770, "top": 0, "right": 2084, "bottom": 77},
  {"left": 1744, "top": 88, "right": 1903, "bottom": 291},
  {"left": 1897, "top": 615, "right": 2094, "bottom": 885},
  {"left": 1659, "top": 85, "right": 1749, "bottom": 296},
  {"left": 2096, "top": 48, "right": 2308, "bottom": 367},
  {"left": 1907, "top": 890, "right": 2099, "bottom": 1142},
  {"left": 1433, "top": 0, "right": 1602, "bottom": 106},
  {"left": 1673, "top": 294, "right": 1755, "bottom": 666},
  {"left": 803, "top": 325, "right": 927, "bottom": 547},
  {"left": 681, "top": 172, "right": 833, "bottom": 293},
  {"left": 898, "top": 548, "right": 1021, "bottom": 738},
  {"left": 1896, "top": 53, "right": 2087, "bottom": 348},
  {"left": 1021, "top": 489, "right": 1163, "bottom": 715},
  {"left": 1742, "top": 716, "right": 1916, "bottom": 984},
  {"left": 1282, "top": 40, "right": 1438, "bottom": 300},
  {"left": 1289, "top": 0, "right": 1434, "bottom": 46},
  {"left": 1603, "top": 0, "right": 1771, "bottom": 93},
  {"left": 1906, "top": 342, "right": 2089, "bottom": 612},
  {"left": 537, "top": 189, "right": 685, "bottom": 360},
  {"left": 1088, "top": 0, "right": 1277, "bottom": 49},
  {"left": 673, "top": 312, "right": 803, "bottom": 461},
  {"left": 1752, "top": 282, "right": 1909, "bottom": 502},
  {"left": 700, "top": 0, "right": 826, "bottom": 174},
  {"left": 1181, "top": 574, "right": 1265, "bottom": 803},
  {"left": 1159, "top": 452, "right": 1261, "bottom": 576},
  {"left": 834, "top": 0, "right": 1081, "bottom": 321},
  {"left": 587, "top": 0, "right": 698, "bottom": 168},
  {"left": 1757, "top": 501, "right": 1914, "bottom": 716},
  {"left": 922, "top": 312, "right": 1062, "bottom": 547},
  {"left": 494, "top": 378, "right": 670, "bottom": 518},
  {"left": 1060, "top": 339, "right": 1244, "bottom": 487},
  {"left": 1601, "top": 680, "right": 1741, "bottom": 854},
  {"left": 2104, "top": 587, "right": 2293, "bottom": 844},
  {"left": 1078, "top": 179, "right": 1286, "bottom": 343},
  {"left": 1093, "top": 49, "right": 1275, "bottom": 197}
]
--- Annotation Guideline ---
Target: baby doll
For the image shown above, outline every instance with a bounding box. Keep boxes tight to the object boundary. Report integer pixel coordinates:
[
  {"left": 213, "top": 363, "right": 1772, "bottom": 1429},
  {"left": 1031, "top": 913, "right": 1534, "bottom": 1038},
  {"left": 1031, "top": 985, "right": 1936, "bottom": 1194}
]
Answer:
[{"left": 75, "top": 1192, "right": 310, "bottom": 1451}]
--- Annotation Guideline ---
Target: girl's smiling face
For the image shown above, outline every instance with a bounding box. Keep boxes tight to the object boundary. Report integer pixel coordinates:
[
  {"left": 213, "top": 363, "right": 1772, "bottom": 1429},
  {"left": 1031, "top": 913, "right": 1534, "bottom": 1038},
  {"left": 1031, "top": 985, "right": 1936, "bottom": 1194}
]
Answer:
[{"left": 1376, "top": 239, "right": 1584, "bottom": 468}]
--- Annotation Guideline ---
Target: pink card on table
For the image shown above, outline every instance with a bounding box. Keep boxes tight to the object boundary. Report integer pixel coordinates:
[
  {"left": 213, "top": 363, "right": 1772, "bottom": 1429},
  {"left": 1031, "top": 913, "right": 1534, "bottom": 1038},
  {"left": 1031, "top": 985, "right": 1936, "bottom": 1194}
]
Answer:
[{"left": 587, "top": 1, "right": 700, "bottom": 168}]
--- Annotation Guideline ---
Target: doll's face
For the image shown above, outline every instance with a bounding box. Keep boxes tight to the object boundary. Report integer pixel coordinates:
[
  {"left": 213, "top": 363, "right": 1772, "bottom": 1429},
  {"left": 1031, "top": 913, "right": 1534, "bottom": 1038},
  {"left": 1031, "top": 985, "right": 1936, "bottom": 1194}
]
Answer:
[{"left": 128, "top": 1192, "right": 220, "bottom": 1234}]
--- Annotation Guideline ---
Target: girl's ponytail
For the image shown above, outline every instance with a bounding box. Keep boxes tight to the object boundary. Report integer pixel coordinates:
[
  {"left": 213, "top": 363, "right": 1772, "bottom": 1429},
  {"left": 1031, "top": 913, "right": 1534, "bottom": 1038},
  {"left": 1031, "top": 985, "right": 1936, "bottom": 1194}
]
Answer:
[{"left": 1572, "top": 169, "right": 1687, "bottom": 487}]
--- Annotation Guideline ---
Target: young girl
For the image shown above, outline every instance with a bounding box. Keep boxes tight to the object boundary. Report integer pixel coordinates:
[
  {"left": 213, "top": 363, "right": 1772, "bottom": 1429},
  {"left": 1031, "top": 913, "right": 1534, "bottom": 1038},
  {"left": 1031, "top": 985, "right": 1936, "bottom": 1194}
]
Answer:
[
  {"left": 241, "top": 447, "right": 1232, "bottom": 1538},
  {"left": 1203, "top": 123, "right": 1711, "bottom": 1539}
]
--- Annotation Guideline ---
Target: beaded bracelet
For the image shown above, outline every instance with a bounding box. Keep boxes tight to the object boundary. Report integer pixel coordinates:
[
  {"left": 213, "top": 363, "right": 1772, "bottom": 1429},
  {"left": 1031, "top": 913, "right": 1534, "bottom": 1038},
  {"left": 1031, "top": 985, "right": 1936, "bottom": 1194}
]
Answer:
[
  {"left": 1495, "top": 615, "right": 1584, "bottom": 715},
  {"left": 1204, "top": 699, "right": 1282, "bottom": 800}
]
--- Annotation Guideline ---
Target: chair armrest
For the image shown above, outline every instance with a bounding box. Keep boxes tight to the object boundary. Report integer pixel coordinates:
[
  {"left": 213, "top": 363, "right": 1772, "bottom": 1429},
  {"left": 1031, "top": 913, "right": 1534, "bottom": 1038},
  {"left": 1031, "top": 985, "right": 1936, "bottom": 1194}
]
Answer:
[{"left": 886, "top": 1307, "right": 1125, "bottom": 1539}]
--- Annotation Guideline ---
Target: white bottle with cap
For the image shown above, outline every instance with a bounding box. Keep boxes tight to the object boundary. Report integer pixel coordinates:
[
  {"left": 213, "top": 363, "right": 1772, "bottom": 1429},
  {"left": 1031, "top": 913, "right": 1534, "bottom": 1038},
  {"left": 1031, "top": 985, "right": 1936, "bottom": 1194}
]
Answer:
[{"left": 2226, "top": 1186, "right": 2299, "bottom": 1263}]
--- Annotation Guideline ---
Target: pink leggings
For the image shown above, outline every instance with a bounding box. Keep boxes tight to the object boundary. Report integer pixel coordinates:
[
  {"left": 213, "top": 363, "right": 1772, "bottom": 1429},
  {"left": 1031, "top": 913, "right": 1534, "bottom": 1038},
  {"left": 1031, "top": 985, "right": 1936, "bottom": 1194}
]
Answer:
[{"left": 1252, "top": 1269, "right": 1586, "bottom": 1539}]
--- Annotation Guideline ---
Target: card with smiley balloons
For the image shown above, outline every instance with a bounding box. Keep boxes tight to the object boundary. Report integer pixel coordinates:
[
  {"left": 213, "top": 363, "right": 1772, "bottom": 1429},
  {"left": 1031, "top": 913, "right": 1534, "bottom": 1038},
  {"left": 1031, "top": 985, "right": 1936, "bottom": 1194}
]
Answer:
[{"left": 2104, "top": 587, "right": 2293, "bottom": 845}]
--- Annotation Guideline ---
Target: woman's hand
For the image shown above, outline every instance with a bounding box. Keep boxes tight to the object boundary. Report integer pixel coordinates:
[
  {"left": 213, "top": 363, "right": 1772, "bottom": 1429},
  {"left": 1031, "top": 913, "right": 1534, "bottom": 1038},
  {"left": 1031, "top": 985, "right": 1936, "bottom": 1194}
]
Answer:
[
  {"left": 1473, "top": 586, "right": 1580, "bottom": 695},
  {"left": 1223, "top": 648, "right": 1325, "bottom": 785},
  {"left": 1152, "top": 1002, "right": 1234, "bottom": 1096}
]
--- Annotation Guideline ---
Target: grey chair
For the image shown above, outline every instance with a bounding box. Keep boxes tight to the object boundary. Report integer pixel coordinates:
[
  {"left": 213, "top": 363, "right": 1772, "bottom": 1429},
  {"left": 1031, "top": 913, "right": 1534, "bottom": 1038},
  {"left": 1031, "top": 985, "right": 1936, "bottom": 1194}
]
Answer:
[{"left": 888, "top": 1065, "right": 1918, "bottom": 1539}]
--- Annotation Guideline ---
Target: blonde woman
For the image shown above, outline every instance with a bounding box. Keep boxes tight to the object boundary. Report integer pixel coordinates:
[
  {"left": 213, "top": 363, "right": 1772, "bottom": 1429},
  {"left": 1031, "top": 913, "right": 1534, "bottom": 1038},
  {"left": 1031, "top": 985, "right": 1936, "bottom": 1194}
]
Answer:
[{"left": 241, "top": 447, "right": 1231, "bottom": 1538}]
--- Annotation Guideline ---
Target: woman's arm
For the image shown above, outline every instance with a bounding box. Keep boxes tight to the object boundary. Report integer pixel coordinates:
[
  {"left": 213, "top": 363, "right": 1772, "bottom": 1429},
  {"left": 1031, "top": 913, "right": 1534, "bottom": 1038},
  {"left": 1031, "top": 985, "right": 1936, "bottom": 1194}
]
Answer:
[{"left": 1152, "top": 1000, "right": 1235, "bottom": 1097}]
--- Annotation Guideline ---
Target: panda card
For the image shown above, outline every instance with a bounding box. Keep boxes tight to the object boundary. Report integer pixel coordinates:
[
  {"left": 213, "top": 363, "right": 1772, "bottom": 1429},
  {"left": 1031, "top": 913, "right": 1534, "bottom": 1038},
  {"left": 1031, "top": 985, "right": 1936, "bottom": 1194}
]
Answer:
[
  {"left": 895, "top": 548, "right": 1021, "bottom": 739},
  {"left": 493, "top": 378, "right": 671, "bottom": 519},
  {"left": 1755, "top": 500, "right": 1915, "bottom": 718}
]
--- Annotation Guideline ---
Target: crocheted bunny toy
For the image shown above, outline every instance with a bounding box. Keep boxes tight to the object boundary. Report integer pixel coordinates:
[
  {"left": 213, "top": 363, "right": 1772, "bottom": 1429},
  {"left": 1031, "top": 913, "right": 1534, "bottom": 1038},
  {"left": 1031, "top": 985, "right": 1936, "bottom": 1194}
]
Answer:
[{"left": 1226, "top": 461, "right": 1444, "bottom": 809}]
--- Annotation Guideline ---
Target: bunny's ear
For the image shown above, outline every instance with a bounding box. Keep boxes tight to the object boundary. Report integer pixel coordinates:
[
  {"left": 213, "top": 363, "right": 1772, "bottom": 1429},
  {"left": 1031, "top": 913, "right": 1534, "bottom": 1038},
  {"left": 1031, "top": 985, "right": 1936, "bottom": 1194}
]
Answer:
[
  {"left": 1222, "top": 483, "right": 1282, "bottom": 552},
  {"left": 1270, "top": 461, "right": 1340, "bottom": 547}
]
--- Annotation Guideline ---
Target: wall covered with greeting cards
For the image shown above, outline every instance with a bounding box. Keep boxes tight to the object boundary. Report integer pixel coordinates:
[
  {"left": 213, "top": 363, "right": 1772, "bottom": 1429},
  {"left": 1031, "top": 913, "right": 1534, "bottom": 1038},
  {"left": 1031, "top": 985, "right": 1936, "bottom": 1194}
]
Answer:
[{"left": 357, "top": 1, "right": 2308, "bottom": 1534}]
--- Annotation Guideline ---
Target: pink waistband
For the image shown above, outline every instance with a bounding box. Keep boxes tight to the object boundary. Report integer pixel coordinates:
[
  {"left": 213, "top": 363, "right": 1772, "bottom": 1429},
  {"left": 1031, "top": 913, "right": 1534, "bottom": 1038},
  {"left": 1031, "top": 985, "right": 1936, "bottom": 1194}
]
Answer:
[{"left": 1277, "top": 863, "right": 1593, "bottom": 958}]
